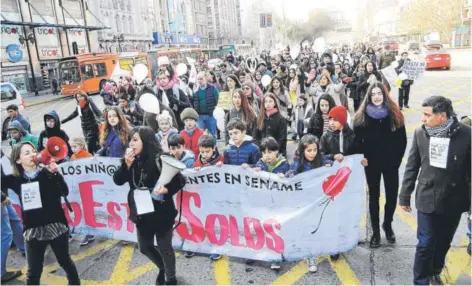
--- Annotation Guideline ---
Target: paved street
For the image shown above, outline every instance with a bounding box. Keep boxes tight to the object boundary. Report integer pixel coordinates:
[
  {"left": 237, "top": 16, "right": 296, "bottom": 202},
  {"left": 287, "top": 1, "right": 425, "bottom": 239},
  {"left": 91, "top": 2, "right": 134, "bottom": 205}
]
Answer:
[{"left": 1, "top": 50, "right": 471, "bottom": 285}]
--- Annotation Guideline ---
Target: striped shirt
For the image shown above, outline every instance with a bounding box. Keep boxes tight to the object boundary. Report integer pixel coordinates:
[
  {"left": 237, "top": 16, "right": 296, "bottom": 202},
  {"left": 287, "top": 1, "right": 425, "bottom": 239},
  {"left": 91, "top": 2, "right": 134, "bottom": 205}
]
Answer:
[
  {"left": 23, "top": 222, "right": 68, "bottom": 242},
  {"left": 322, "top": 114, "right": 330, "bottom": 132}
]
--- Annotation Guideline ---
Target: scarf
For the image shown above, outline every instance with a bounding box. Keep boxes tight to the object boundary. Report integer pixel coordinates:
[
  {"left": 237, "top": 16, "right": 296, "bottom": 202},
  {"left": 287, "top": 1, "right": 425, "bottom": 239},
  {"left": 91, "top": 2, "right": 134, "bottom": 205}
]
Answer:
[
  {"left": 265, "top": 155, "right": 285, "bottom": 173},
  {"left": 185, "top": 125, "right": 197, "bottom": 137},
  {"left": 266, "top": 108, "right": 278, "bottom": 117},
  {"left": 425, "top": 117, "right": 454, "bottom": 138},
  {"left": 366, "top": 104, "right": 389, "bottom": 120},
  {"left": 158, "top": 129, "right": 172, "bottom": 152},
  {"left": 79, "top": 101, "right": 87, "bottom": 109}
]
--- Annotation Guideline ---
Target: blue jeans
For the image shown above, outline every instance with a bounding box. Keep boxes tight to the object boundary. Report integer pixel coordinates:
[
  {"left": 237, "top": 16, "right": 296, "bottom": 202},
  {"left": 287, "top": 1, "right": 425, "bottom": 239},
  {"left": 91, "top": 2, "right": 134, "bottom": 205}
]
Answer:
[
  {"left": 197, "top": 114, "right": 217, "bottom": 136},
  {"left": 1, "top": 205, "right": 25, "bottom": 275},
  {"left": 413, "top": 211, "right": 462, "bottom": 285}
]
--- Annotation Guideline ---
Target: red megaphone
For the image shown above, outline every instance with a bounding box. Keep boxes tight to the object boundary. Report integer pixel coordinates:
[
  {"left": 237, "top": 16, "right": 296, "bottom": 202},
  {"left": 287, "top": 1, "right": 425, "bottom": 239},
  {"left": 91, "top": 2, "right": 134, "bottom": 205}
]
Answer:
[{"left": 34, "top": 137, "right": 68, "bottom": 165}]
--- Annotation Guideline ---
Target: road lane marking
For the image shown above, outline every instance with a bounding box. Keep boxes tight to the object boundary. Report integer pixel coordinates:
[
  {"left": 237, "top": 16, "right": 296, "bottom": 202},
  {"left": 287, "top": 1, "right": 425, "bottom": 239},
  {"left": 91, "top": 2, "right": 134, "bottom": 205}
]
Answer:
[
  {"left": 329, "top": 255, "right": 361, "bottom": 285},
  {"left": 214, "top": 255, "right": 231, "bottom": 285},
  {"left": 108, "top": 245, "right": 157, "bottom": 284}
]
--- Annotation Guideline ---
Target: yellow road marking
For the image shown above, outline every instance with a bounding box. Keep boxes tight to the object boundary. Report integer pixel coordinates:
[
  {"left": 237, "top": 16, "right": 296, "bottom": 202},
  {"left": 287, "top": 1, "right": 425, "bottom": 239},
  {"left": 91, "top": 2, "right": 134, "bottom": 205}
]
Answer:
[
  {"left": 329, "top": 255, "right": 361, "bottom": 285},
  {"left": 213, "top": 255, "right": 231, "bottom": 285},
  {"left": 270, "top": 258, "right": 316, "bottom": 285},
  {"left": 108, "top": 245, "right": 156, "bottom": 284},
  {"left": 441, "top": 238, "right": 471, "bottom": 284}
]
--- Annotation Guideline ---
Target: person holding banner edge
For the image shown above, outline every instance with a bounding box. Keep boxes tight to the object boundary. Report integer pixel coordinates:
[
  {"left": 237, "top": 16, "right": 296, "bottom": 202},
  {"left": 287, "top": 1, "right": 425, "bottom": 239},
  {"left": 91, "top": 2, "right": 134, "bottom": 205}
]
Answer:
[
  {"left": 113, "top": 126, "right": 186, "bottom": 285},
  {"left": 1, "top": 142, "right": 80, "bottom": 285}
]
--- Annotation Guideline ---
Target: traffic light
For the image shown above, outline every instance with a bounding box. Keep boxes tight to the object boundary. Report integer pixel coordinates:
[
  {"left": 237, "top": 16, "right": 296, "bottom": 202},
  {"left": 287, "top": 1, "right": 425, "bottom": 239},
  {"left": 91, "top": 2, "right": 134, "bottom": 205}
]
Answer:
[{"left": 266, "top": 14, "right": 272, "bottom": 27}]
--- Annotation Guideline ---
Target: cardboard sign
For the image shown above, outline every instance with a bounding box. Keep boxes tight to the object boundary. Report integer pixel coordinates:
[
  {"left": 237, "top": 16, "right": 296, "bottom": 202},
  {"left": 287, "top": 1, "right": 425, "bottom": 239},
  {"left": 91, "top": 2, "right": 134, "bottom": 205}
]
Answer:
[
  {"left": 401, "top": 60, "right": 426, "bottom": 80},
  {"left": 217, "top": 91, "right": 232, "bottom": 110}
]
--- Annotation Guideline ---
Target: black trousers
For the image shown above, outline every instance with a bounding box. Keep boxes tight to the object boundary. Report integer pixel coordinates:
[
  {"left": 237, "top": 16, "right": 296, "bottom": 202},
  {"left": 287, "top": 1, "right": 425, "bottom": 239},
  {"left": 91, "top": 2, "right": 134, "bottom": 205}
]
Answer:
[
  {"left": 296, "top": 120, "right": 304, "bottom": 139},
  {"left": 413, "top": 211, "right": 462, "bottom": 285},
  {"left": 365, "top": 166, "right": 399, "bottom": 231},
  {"left": 137, "top": 227, "right": 176, "bottom": 280},
  {"left": 85, "top": 134, "right": 99, "bottom": 154},
  {"left": 398, "top": 85, "right": 411, "bottom": 108},
  {"left": 25, "top": 232, "right": 80, "bottom": 285}
]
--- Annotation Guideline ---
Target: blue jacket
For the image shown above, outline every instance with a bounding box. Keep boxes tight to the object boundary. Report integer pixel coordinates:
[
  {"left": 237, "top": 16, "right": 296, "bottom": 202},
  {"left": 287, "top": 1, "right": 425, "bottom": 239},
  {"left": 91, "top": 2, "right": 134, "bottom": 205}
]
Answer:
[
  {"left": 178, "top": 150, "right": 195, "bottom": 168},
  {"left": 11, "top": 114, "right": 31, "bottom": 133},
  {"left": 98, "top": 129, "right": 126, "bottom": 158},
  {"left": 192, "top": 84, "right": 219, "bottom": 115},
  {"left": 255, "top": 155, "right": 290, "bottom": 174},
  {"left": 224, "top": 136, "right": 261, "bottom": 166}
]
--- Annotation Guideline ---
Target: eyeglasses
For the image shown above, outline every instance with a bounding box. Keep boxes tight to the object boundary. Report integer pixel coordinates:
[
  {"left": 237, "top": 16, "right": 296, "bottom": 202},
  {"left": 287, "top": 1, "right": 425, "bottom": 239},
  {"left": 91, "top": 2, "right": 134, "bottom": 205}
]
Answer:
[{"left": 242, "top": 87, "right": 251, "bottom": 90}]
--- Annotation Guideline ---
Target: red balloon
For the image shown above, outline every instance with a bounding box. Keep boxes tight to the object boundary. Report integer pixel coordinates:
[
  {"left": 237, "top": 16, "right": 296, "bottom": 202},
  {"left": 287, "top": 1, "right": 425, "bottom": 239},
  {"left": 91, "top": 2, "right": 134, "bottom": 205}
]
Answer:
[{"left": 322, "top": 166, "right": 352, "bottom": 200}]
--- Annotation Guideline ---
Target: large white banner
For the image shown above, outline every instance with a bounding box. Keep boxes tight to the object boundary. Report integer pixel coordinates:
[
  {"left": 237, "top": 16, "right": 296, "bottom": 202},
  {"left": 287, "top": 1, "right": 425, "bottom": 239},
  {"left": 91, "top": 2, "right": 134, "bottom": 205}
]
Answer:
[{"left": 5, "top": 156, "right": 365, "bottom": 262}]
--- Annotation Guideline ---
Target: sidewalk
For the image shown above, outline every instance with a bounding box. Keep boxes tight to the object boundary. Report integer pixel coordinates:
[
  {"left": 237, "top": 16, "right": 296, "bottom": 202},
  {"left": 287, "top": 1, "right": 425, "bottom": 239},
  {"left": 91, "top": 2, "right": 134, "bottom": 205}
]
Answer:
[{"left": 23, "top": 91, "right": 73, "bottom": 107}]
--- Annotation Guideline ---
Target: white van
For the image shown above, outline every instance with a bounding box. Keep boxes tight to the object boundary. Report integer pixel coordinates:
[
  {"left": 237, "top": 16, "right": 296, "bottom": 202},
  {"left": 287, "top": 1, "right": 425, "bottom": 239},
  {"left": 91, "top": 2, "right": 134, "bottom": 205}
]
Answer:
[{"left": 1, "top": 82, "right": 26, "bottom": 140}]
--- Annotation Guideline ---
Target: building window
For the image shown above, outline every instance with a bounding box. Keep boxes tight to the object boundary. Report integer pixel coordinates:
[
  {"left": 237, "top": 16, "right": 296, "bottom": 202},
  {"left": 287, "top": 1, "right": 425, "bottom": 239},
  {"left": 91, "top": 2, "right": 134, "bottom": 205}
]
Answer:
[
  {"left": 122, "top": 16, "right": 128, "bottom": 33},
  {"left": 80, "top": 64, "right": 94, "bottom": 80},
  {"left": 129, "top": 17, "right": 134, "bottom": 33},
  {"left": 116, "top": 14, "right": 122, "bottom": 33}
]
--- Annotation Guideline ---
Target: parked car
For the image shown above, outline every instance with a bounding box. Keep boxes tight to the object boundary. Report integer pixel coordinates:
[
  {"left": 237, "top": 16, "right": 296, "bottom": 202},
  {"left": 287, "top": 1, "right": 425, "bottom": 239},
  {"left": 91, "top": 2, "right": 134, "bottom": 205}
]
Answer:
[
  {"left": 423, "top": 44, "right": 451, "bottom": 70},
  {"left": 1, "top": 82, "right": 26, "bottom": 140},
  {"left": 407, "top": 42, "right": 420, "bottom": 54}
]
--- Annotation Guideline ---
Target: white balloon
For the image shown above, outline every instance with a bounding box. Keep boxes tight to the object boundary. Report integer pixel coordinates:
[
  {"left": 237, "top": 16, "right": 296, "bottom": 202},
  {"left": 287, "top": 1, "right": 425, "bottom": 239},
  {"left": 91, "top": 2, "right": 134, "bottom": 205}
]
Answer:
[
  {"left": 132, "top": 64, "right": 148, "bottom": 84},
  {"left": 289, "top": 64, "right": 298, "bottom": 70},
  {"left": 261, "top": 75, "right": 272, "bottom": 87},
  {"left": 399, "top": 72, "right": 408, "bottom": 80},
  {"left": 111, "top": 64, "right": 131, "bottom": 82},
  {"left": 391, "top": 61, "right": 399, "bottom": 68},
  {"left": 139, "top": 93, "right": 160, "bottom": 114},
  {"left": 290, "top": 46, "right": 300, "bottom": 60},
  {"left": 213, "top": 107, "right": 226, "bottom": 132},
  {"left": 186, "top": 57, "right": 196, "bottom": 65},
  {"left": 176, "top": 63, "right": 188, "bottom": 76}
]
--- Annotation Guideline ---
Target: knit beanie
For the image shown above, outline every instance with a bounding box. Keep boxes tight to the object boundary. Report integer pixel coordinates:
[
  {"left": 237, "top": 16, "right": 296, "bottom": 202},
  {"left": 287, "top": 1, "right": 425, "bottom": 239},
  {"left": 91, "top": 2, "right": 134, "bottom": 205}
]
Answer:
[
  {"left": 241, "top": 82, "right": 255, "bottom": 91},
  {"left": 157, "top": 110, "right": 173, "bottom": 127},
  {"left": 180, "top": 108, "right": 199, "bottom": 122},
  {"left": 328, "top": 106, "right": 347, "bottom": 126}
]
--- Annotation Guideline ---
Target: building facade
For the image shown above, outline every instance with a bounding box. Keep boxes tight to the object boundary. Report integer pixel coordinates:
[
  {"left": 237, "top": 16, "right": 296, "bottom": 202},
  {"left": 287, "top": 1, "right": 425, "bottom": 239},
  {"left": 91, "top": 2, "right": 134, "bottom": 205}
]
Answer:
[
  {"left": 1, "top": 0, "right": 106, "bottom": 92},
  {"left": 207, "top": 0, "right": 241, "bottom": 47}
]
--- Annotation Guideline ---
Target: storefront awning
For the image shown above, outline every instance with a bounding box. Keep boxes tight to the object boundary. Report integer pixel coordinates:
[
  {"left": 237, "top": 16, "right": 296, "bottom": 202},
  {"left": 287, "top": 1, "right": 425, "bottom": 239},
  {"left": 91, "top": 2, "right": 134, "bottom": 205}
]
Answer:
[{"left": 0, "top": 20, "right": 110, "bottom": 31}]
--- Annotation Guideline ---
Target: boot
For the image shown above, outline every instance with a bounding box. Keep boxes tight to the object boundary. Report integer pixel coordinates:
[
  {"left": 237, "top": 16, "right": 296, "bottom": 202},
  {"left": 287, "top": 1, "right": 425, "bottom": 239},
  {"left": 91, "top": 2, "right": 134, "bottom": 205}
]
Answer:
[
  {"left": 155, "top": 270, "right": 165, "bottom": 285},
  {"left": 165, "top": 278, "right": 177, "bottom": 285},
  {"left": 429, "top": 274, "right": 444, "bottom": 285},
  {"left": 370, "top": 231, "right": 381, "bottom": 248},
  {"left": 382, "top": 222, "right": 396, "bottom": 244}
]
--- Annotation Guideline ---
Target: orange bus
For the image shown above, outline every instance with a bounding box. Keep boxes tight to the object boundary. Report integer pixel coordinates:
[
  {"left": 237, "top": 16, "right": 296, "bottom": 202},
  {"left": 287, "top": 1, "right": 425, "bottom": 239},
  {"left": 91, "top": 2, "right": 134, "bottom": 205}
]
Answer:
[{"left": 59, "top": 52, "right": 151, "bottom": 96}]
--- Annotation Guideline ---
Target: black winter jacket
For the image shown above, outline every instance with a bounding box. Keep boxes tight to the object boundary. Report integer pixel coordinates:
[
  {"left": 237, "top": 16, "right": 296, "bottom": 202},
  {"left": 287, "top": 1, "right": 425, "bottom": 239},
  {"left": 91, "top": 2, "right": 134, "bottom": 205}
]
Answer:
[
  {"left": 254, "top": 111, "right": 287, "bottom": 156},
  {"left": 320, "top": 125, "right": 357, "bottom": 161},
  {"left": 113, "top": 156, "right": 186, "bottom": 235},
  {"left": 354, "top": 115, "right": 407, "bottom": 169},
  {"left": 62, "top": 98, "right": 102, "bottom": 139},
  {"left": 157, "top": 87, "right": 191, "bottom": 130},
  {"left": 39, "top": 110, "right": 73, "bottom": 157}
]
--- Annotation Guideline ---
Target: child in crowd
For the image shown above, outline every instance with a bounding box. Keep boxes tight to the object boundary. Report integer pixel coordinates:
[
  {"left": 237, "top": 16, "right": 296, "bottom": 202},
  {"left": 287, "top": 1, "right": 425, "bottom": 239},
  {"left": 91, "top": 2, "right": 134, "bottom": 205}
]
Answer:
[
  {"left": 69, "top": 137, "right": 94, "bottom": 245},
  {"left": 156, "top": 111, "right": 178, "bottom": 153},
  {"left": 38, "top": 110, "right": 73, "bottom": 159},
  {"left": 7, "top": 121, "right": 39, "bottom": 148},
  {"left": 185, "top": 135, "right": 224, "bottom": 260},
  {"left": 292, "top": 94, "right": 314, "bottom": 141},
  {"left": 289, "top": 134, "right": 330, "bottom": 273},
  {"left": 180, "top": 108, "right": 204, "bottom": 157},
  {"left": 307, "top": 93, "right": 336, "bottom": 140},
  {"left": 223, "top": 118, "right": 260, "bottom": 167},
  {"left": 320, "top": 106, "right": 357, "bottom": 163},
  {"left": 168, "top": 134, "right": 195, "bottom": 168},
  {"left": 119, "top": 94, "right": 143, "bottom": 126},
  {"left": 254, "top": 136, "right": 290, "bottom": 270}
]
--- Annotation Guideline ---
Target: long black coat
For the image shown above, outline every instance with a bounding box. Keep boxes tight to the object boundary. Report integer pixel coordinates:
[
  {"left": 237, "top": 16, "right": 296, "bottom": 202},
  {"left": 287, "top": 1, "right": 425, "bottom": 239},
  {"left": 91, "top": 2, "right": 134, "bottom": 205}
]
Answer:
[
  {"left": 113, "top": 156, "right": 186, "bottom": 234},
  {"left": 254, "top": 111, "right": 287, "bottom": 156},
  {"left": 157, "top": 87, "right": 191, "bottom": 130},
  {"left": 62, "top": 98, "right": 102, "bottom": 139},
  {"left": 354, "top": 115, "right": 407, "bottom": 169}
]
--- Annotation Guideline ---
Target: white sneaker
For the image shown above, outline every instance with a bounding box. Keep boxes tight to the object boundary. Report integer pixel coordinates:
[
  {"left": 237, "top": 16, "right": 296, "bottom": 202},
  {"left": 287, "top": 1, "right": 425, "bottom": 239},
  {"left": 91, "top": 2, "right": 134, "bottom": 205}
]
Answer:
[
  {"left": 307, "top": 257, "right": 318, "bottom": 273},
  {"left": 270, "top": 262, "right": 281, "bottom": 270}
]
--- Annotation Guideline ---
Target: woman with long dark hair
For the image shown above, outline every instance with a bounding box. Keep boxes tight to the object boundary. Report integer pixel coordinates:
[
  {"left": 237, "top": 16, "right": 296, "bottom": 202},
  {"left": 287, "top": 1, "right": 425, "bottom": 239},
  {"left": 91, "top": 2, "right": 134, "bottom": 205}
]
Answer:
[
  {"left": 98, "top": 106, "right": 130, "bottom": 157},
  {"left": 2, "top": 142, "right": 80, "bottom": 285},
  {"left": 356, "top": 61, "right": 382, "bottom": 104},
  {"left": 307, "top": 93, "right": 336, "bottom": 140},
  {"left": 223, "top": 74, "right": 241, "bottom": 93},
  {"left": 113, "top": 126, "right": 185, "bottom": 285},
  {"left": 267, "top": 77, "right": 291, "bottom": 121},
  {"left": 255, "top": 93, "right": 288, "bottom": 155},
  {"left": 224, "top": 89, "right": 257, "bottom": 143},
  {"left": 353, "top": 82, "right": 407, "bottom": 248}
]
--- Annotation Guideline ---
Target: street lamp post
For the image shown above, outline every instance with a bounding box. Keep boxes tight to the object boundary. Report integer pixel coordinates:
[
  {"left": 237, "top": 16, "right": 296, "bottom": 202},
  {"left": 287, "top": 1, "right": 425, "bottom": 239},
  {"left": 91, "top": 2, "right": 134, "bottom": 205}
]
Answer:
[{"left": 113, "top": 34, "right": 124, "bottom": 52}]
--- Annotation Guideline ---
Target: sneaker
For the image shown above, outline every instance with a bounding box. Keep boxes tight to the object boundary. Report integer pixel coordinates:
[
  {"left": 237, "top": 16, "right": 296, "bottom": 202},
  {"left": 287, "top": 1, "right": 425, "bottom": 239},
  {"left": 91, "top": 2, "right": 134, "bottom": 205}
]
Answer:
[
  {"left": 210, "top": 254, "right": 222, "bottom": 260},
  {"left": 80, "top": 235, "right": 95, "bottom": 246},
  {"left": 185, "top": 251, "right": 195, "bottom": 258},
  {"left": 1, "top": 270, "right": 22, "bottom": 283},
  {"left": 307, "top": 257, "right": 318, "bottom": 273},
  {"left": 270, "top": 262, "right": 281, "bottom": 270},
  {"left": 405, "top": 105, "right": 410, "bottom": 108}
]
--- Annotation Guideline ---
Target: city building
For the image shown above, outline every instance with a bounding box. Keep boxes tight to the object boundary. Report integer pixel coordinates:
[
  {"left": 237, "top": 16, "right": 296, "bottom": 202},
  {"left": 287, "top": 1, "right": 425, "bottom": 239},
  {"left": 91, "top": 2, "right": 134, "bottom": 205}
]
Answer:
[
  {"left": 207, "top": 0, "right": 242, "bottom": 47},
  {"left": 1, "top": 0, "right": 108, "bottom": 92}
]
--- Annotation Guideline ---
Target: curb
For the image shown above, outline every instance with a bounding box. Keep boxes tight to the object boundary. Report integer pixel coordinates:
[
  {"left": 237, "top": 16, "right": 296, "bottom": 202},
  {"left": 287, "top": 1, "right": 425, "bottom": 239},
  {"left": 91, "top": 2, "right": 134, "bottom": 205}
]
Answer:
[{"left": 25, "top": 95, "right": 74, "bottom": 107}]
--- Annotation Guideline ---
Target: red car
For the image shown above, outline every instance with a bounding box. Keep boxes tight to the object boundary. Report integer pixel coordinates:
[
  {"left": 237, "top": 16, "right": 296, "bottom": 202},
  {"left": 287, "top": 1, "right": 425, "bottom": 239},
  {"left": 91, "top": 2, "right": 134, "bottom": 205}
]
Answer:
[
  {"left": 424, "top": 44, "right": 451, "bottom": 70},
  {"left": 382, "top": 41, "right": 399, "bottom": 55}
]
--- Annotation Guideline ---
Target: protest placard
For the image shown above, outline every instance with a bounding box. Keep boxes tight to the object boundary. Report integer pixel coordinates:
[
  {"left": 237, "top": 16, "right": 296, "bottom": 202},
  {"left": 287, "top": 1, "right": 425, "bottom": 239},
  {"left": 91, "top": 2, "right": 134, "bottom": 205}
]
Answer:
[
  {"left": 401, "top": 60, "right": 426, "bottom": 80},
  {"left": 217, "top": 91, "right": 232, "bottom": 110}
]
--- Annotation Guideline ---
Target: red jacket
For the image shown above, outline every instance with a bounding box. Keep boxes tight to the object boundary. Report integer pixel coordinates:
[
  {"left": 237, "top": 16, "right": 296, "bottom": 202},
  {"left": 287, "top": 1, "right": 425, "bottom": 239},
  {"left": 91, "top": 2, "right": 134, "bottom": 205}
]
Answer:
[
  {"left": 194, "top": 151, "right": 224, "bottom": 167},
  {"left": 180, "top": 128, "right": 204, "bottom": 157}
]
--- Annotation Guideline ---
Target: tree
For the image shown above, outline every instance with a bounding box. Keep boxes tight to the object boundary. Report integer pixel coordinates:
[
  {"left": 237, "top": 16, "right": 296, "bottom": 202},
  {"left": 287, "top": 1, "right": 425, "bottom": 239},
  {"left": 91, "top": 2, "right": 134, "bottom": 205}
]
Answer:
[
  {"left": 399, "top": 0, "right": 463, "bottom": 43},
  {"left": 280, "top": 9, "right": 338, "bottom": 46}
]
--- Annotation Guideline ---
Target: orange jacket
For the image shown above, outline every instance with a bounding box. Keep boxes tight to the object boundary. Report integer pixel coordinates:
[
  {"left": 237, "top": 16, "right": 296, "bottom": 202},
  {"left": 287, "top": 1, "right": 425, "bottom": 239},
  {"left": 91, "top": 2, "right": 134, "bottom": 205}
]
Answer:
[{"left": 71, "top": 149, "right": 93, "bottom": 160}]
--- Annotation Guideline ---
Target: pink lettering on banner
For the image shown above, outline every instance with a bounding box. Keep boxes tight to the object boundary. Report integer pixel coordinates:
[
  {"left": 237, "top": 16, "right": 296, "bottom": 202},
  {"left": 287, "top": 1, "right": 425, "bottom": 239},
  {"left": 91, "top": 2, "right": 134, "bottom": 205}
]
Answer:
[{"left": 41, "top": 48, "right": 60, "bottom": 57}]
